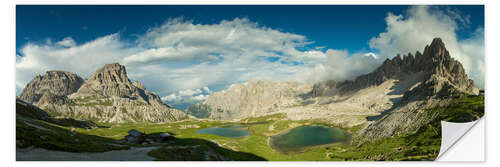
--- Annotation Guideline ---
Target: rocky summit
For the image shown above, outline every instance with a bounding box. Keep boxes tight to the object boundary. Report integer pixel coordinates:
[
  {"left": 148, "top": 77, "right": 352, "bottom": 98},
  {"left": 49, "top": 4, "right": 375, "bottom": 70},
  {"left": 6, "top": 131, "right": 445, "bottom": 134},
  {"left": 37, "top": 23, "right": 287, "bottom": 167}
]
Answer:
[
  {"left": 73, "top": 63, "right": 166, "bottom": 107},
  {"left": 19, "top": 71, "right": 84, "bottom": 105},
  {"left": 19, "top": 63, "right": 187, "bottom": 123},
  {"left": 357, "top": 38, "right": 479, "bottom": 141}
]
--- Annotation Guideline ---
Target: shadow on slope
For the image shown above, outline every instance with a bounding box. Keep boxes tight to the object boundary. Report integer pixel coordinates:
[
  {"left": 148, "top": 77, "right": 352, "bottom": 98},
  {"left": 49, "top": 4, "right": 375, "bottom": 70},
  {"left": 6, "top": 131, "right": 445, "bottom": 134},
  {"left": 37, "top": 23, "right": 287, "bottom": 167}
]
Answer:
[{"left": 148, "top": 138, "right": 267, "bottom": 161}]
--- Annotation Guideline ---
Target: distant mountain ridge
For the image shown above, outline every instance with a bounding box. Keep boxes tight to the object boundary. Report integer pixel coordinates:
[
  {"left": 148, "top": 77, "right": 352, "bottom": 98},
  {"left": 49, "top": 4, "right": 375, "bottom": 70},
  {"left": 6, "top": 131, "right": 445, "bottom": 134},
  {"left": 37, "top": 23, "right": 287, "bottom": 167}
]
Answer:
[
  {"left": 312, "top": 38, "right": 478, "bottom": 98},
  {"left": 19, "top": 63, "right": 187, "bottom": 123},
  {"left": 186, "top": 80, "right": 311, "bottom": 120}
]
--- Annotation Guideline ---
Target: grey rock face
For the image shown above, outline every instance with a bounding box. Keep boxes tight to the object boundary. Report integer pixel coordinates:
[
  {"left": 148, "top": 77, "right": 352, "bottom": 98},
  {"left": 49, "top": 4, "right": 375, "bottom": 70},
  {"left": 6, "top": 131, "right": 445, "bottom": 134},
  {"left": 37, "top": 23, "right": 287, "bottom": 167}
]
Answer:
[
  {"left": 74, "top": 63, "right": 165, "bottom": 106},
  {"left": 19, "top": 63, "right": 186, "bottom": 123},
  {"left": 19, "top": 71, "right": 84, "bottom": 105},
  {"left": 186, "top": 80, "right": 311, "bottom": 120},
  {"left": 75, "top": 63, "right": 135, "bottom": 98}
]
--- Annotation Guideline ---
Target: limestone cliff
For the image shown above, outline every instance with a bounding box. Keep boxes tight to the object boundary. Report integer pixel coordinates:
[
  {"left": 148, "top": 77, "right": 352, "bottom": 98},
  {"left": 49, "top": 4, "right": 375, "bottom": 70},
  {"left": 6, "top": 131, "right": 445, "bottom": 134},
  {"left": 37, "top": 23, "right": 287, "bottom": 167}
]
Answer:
[
  {"left": 186, "top": 80, "right": 311, "bottom": 120},
  {"left": 19, "top": 71, "right": 84, "bottom": 105}
]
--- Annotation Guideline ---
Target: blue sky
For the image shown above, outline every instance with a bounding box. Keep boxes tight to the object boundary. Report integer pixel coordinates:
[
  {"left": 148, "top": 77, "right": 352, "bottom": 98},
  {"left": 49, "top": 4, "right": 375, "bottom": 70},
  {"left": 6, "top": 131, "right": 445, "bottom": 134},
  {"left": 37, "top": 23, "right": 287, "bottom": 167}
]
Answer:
[
  {"left": 16, "top": 5, "right": 484, "bottom": 107},
  {"left": 16, "top": 5, "right": 483, "bottom": 55}
]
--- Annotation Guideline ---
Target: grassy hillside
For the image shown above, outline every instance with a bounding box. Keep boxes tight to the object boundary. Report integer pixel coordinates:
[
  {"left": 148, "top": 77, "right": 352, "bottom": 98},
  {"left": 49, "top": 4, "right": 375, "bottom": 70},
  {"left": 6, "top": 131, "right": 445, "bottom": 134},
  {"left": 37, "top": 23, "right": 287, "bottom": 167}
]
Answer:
[
  {"left": 16, "top": 100, "right": 130, "bottom": 152},
  {"left": 328, "top": 94, "right": 484, "bottom": 161}
]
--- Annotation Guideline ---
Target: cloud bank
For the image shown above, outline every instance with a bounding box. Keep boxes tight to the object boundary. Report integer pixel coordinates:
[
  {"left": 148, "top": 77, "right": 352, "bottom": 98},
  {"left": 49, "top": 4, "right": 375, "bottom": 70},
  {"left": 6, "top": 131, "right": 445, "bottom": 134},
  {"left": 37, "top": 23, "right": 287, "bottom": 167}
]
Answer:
[
  {"left": 16, "top": 6, "right": 484, "bottom": 104},
  {"left": 162, "top": 87, "right": 212, "bottom": 102}
]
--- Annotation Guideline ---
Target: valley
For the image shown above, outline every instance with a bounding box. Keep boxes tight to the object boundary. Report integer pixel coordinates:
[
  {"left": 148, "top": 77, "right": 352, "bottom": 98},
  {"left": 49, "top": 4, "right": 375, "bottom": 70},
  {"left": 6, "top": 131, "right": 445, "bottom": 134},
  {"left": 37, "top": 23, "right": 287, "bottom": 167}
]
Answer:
[{"left": 17, "top": 93, "right": 483, "bottom": 161}]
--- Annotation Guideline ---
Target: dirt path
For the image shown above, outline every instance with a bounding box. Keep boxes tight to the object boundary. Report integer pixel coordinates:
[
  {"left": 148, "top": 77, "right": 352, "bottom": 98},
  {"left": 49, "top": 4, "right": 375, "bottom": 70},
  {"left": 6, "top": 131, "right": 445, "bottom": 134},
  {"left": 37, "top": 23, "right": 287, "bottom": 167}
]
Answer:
[{"left": 16, "top": 146, "right": 159, "bottom": 161}]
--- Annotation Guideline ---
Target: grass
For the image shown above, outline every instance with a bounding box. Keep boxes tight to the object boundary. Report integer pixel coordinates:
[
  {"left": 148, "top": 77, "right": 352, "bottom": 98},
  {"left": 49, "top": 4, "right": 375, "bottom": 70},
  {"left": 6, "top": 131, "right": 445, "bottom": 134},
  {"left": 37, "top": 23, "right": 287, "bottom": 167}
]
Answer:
[
  {"left": 435, "top": 94, "right": 484, "bottom": 122},
  {"left": 16, "top": 115, "right": 129, "bottom": 152},
  {"left": 16, "top": 100, "right": 128, "bottom": 153}
]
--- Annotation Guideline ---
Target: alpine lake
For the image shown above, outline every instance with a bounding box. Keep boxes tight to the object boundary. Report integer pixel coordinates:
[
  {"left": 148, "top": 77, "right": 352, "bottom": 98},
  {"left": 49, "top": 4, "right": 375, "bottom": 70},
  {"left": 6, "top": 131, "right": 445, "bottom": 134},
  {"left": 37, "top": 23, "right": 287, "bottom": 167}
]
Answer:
[{"left": 195, "top": 124, "right": 251, "bottom": 138}]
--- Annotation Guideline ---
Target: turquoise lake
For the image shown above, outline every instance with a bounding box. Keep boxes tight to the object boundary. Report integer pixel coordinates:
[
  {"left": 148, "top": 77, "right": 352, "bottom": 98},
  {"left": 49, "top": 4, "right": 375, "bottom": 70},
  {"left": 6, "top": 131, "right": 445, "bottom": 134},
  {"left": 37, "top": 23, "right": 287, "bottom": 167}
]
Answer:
[
  {"left": 269, "top": 125, "right": 350, "bottom": 153},
  {"left": 195, "top": 124, "right": 251, "bottom": 138}
]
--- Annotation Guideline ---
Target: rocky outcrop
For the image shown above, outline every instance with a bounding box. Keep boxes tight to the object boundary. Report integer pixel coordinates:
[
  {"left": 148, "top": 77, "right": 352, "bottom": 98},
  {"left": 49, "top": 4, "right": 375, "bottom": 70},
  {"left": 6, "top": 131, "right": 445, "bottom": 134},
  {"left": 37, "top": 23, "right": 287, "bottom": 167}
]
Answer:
[
  {"left": 19, "top": 71, "right": 84, "bottom": 105},
  {"left": 19, "top": 63, "right": 186, "bottom": 123},
  {"left": 186, "top": 80, "right": 311, "bottom": 120}
]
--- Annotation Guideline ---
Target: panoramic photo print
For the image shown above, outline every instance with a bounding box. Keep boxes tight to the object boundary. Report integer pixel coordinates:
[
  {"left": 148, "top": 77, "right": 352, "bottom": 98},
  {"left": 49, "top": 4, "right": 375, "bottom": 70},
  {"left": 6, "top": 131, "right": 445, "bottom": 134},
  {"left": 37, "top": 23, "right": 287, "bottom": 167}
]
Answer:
[{"left": 15, "top": 5, "right": 484, "bottom": 161}]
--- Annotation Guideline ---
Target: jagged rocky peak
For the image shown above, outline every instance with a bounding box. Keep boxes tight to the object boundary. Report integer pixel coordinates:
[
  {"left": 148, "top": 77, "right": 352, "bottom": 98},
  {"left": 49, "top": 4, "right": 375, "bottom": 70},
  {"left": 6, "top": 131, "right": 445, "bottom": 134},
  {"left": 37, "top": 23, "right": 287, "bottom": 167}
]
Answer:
[
  {"left": 133, "top": 80, "right": 145, "bottom": 90},
  {"left": 424, "top": 38, "right": 467, "bottom": 76},
  {"left": 74, "top": 63, "right": 167, "bottom": 106},
  {"left": 412, "top": 38, "right": 478, "bottom": 96},
  {"left": 313, "top": 37, "right": 478, "bottom": 97},
  {"left": 19, "top": 70, "right": 84, "bottom": 104},
  {"left": 426, "top": 37, "right": 447, "bottom": 56},
  {"left": 89, "top": 63, "right": 131, "bottom": 85},
  {"left": 358, "top": 38, "right": 478, "bottom": 141},
  {"left": 76, "top": 63, "right": 136, "bottom": 98}
]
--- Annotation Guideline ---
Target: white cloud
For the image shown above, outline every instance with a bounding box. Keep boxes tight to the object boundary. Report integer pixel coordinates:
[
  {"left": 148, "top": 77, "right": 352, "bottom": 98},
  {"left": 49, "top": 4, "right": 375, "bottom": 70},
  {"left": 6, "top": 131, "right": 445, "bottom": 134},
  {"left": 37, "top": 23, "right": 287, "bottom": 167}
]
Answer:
[
  {"left": 56, "top": 37, "right": 77, "bottom": 47},
  {"left": 120, "top": 18, "right": 326, "bottom": 95},
  {"left": 459, "top": 28, "right": 484, "bottom": 87},
  {"left": 364, "top": 52, "right": 378, "bottom": 59},
  {"left": 161, "top": 93, "right": 179, "bottom": 101},
  {"left": 191, "top": 94, "right": 209, "bottom": 101},
  {"left": 161, "top": 87, "right": 213, "bottom": 102},
  {"left": 202, "top": 86, "right": 212, "bottom": 93},
  {"left": 124, "top": 18, "right": 308, "bottom": 66},
  {"left": 178, "top": 88, "right": 203, "bottom": 96},
  {"left": 292, "top": 50, "right": 382, "bottom": 83},
  {"left": 369, "top": 6, "right": 484, "bottom": 87}
]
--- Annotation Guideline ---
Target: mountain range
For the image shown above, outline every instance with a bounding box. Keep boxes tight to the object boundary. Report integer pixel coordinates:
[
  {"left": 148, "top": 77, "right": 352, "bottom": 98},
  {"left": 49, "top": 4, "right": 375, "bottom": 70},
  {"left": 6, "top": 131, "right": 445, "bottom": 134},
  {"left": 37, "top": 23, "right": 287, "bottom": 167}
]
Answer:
[
  {"left": 185, "top": 38, "right": 479, "bottom": 141},
  {"left": 19, "top": 63, "right": 187, "bottom": 123}
]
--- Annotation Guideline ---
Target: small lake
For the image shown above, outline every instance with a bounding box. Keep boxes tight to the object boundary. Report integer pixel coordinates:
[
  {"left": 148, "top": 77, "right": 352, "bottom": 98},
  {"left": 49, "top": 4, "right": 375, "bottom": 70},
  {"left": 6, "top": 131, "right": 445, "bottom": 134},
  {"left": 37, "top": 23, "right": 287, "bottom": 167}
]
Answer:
[
  {"left": 195, "top": 124, "right": 251, "bottom": 138},
  {"left": 269, "top": 125, "right": 350, "bottom": 153}
]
